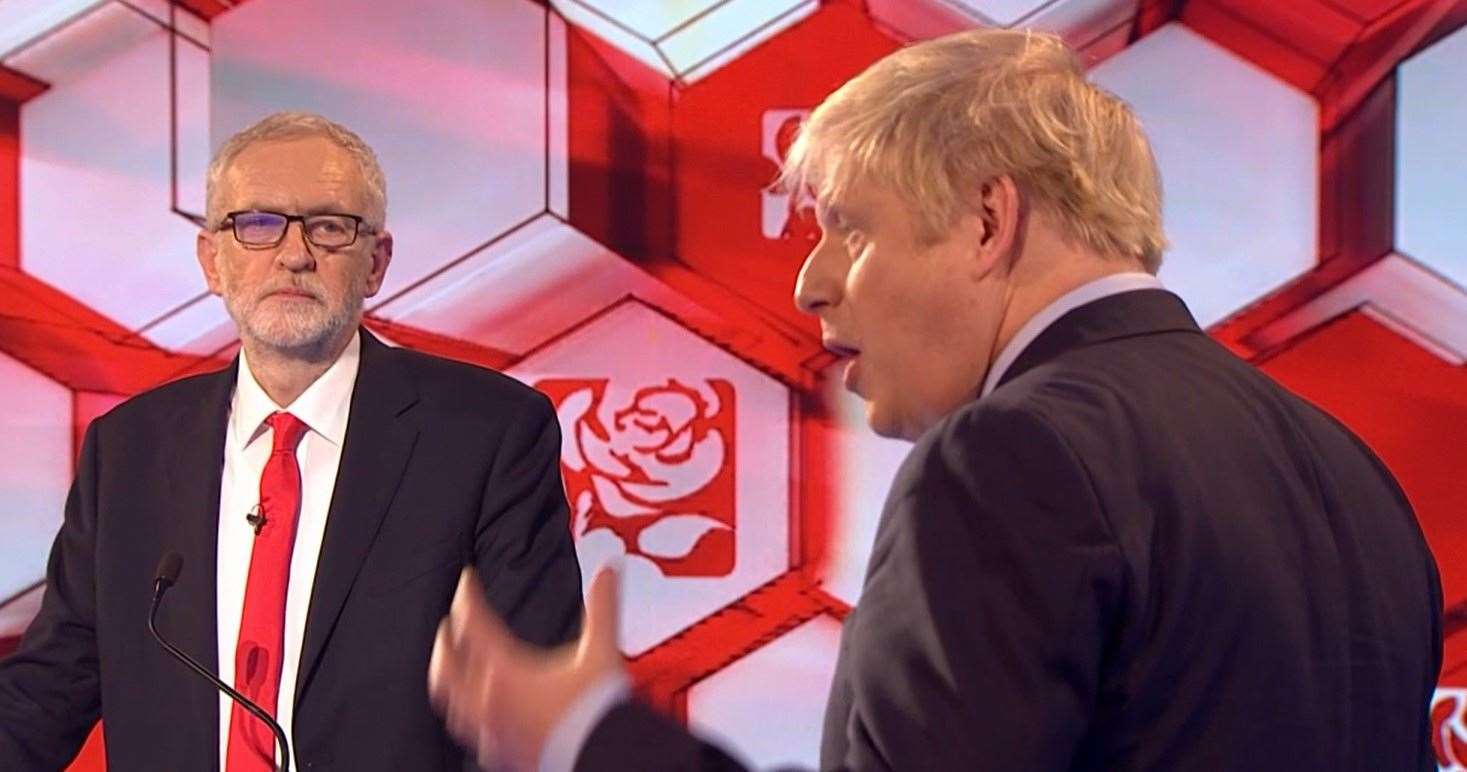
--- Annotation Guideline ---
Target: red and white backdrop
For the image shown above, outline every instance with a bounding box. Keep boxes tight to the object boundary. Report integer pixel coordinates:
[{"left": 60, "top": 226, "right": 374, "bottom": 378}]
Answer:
[{"left": 0, "top": 0, "right": 1463, "bottom": 768}]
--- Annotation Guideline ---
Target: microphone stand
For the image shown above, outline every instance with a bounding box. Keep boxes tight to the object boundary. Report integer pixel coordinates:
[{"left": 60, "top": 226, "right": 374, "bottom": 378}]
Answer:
[{"left": 149, "top": 553, "right": 291, "bottom": 772}]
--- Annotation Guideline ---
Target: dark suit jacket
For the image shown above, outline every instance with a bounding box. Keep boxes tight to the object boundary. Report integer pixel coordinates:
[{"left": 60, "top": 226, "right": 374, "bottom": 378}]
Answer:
[
  {"left": 575, "top": 290, "right": 1443, "bottom": 771},
  {"left": 0, "top": 330, "right": 583, "bottom": 771}
]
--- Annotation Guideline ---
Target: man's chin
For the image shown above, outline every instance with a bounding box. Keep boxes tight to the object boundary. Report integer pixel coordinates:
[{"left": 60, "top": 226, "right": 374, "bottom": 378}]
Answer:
[
  {"left": 240, "top": 315, "right": 349, "bottom": 356},
  {"left": 864, "top": 401, "right": 901, "bottom": 440},
  {"left": 865, "top": 400, "right": 932, "bottom": 442}
]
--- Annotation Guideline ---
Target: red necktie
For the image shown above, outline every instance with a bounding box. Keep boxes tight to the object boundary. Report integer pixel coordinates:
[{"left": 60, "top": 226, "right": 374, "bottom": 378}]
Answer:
[{"left": 227, "top": 411, "right": 309, "bottom": 772}]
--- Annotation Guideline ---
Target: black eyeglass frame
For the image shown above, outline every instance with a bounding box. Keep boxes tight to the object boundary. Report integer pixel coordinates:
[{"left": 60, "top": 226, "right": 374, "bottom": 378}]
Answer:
[{"left": 220, "top": 209, "right": 377, "bottom": 249}]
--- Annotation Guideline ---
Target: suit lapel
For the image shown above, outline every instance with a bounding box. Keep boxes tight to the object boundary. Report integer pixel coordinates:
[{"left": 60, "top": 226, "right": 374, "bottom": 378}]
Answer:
[
  {"left": 161, "top": 360, "right": 236, "bottom": 759},
  {"left": 295, "top": 331, "right": 420, "bottom": 702},
  {"left": 996, "top": 289, "right": 1202, "bottom": 391}
]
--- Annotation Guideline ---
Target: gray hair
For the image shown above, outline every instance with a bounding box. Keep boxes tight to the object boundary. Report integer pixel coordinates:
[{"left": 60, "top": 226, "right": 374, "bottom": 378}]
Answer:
[{"left": 204, "top": 111, "right": 387, "bottom": 230}]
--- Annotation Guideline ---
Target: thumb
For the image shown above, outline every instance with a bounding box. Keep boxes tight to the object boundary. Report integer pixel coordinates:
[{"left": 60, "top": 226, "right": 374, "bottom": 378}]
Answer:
[
  {"left": 578, "top": 565, "right": 622, "bottom": 666},
  {"left": 449, "top": 567, "right": 516, "bottom": 655}
]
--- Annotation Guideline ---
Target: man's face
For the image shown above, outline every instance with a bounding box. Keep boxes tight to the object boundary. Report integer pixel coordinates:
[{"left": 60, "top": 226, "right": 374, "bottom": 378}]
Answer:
[
  {"left": 795, "top": 178, "right": 1008, "bottom": 440},
  {"left": 197, "top": 135, "right": 392, "bottom": 357}
]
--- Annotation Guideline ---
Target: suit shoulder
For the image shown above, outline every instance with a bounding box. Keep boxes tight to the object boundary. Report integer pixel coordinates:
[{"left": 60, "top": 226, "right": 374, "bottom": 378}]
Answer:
[
  {"left": 980, "top": 331, "right": 1254, "bottom": 438},
  {"left": 902, "top": 392, "right": 1085, "bottom": 498},
  {"left": 892, "top": 377, "right": 1115, "bottom": 532},
  {"left": 957, "top": 363, "right": 1119, "bottom": 448},
  {"left": 382, "top": 345, "right": 551, "bottom": 414},
  {"left": 878, "top": 383, "right": 1113, "bottom": 572},
  {"left": 93, "top": 365, "right": 233, "bottom": 429}
]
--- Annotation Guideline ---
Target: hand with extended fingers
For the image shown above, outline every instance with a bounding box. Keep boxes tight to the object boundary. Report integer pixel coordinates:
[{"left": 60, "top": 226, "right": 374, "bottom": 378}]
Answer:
[{"left": 428, "top": 566, "right": 625, "bottom": 772}]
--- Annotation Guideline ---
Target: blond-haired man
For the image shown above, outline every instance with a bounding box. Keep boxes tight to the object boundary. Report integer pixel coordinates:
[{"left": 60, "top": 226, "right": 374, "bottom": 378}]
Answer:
[
  {"left": 427, "top": 29, "right": 1441, "bottom": 771},
  {"left": 0, "top": 112, "right": 583, "bottom": 771}
]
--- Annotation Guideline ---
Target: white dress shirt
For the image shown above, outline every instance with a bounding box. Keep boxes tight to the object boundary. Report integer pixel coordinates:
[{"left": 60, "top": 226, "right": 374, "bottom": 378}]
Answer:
[
  {"left": 536, "top": 272, "right": 1167, "bottom": 772},
  {"left": 216, "top": 331, "right": 360, "bottom": 772}
]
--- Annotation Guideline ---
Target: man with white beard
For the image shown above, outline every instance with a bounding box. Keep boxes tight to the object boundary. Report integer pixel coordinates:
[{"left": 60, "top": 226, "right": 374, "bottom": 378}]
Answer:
[{"left": 0, "top": 112, "right": 583, "bottom": 772}]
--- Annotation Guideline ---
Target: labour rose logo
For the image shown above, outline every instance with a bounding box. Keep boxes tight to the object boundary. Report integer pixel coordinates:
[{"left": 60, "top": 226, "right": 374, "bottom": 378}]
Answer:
[
  {"left": 761, "top": 108, "right": 819, "bottom": 244},
  {"left": 1435, "top": 688, "right": 1467, "bottom": 770},
  {"left": 538, "top": 377, "right": 737, "bottom": 577}
]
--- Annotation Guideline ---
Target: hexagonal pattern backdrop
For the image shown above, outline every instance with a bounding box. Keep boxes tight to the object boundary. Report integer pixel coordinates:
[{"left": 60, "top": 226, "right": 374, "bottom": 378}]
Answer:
[{"left": 1, "top": 1, "right": 1464, "bottom": 770}]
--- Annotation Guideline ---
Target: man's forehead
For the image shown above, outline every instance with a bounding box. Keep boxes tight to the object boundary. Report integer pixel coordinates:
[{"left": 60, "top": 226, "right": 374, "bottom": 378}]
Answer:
[
  {"left": 234, "top": 133, "right": 331, "bottom": 159},
  {"left": 816, "top": 177, "right": 883, "bottom": 217},
  {"left": 228, "top": 136, "right": 353, "bottom": 178},
  {"left": 220, "top": 136, "right": 366, "bottom": 207}
]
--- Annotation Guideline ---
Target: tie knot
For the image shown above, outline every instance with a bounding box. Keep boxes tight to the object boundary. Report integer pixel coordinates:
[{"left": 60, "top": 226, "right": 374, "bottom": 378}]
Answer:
[{"left": 266, "top": 412, "right": 309, "bottom": 454}]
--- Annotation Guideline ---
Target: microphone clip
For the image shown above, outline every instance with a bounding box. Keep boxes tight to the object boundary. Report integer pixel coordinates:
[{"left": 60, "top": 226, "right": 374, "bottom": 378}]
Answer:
[{"left": 246, "top": 505, "right": 267, "bottom": 536}]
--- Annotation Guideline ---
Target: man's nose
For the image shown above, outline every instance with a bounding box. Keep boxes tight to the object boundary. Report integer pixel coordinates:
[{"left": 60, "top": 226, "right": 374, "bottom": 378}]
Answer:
[
  {"left": 794, "top": 240, "right": 839, "bottom": 315},
  {"left": 275, "top": 221, "right": 317, "bottom": 271}
]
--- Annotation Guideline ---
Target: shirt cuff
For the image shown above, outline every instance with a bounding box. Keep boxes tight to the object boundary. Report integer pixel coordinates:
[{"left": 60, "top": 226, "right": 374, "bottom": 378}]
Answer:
[{"left": 538, "top": 669, "right": 632, "bottom": 772}]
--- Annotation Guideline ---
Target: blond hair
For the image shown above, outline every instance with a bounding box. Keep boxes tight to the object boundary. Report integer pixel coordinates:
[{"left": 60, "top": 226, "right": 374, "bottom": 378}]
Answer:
[
  {"left": 780, "top": 28, "right": 1166, "bottom": 272},
  {"left": 205, "top": 111, "right": 387, "bottom": 230}
]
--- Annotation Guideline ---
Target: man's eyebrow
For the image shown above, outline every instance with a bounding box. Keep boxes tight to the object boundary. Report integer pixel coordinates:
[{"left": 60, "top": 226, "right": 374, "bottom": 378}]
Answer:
[
  {"left": 300, "top": 204, "right": 355, "bottom": 216},
  {"left": 231, "top": 204, "right": 354, "bottom": 216},
  {"left": 230, "top": 202, "right": 286, "bottom": 214},
  {"left": 815, "top": 203, "right": 846, "bottom": 228}
]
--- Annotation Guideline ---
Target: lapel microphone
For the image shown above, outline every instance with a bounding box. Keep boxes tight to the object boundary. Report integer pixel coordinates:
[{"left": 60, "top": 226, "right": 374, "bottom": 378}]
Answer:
[
  {"left": 246, "top": 505, "right": 267, "bottom": 536},
  {"left": 149, "top": 551, "right": 292, "bottom": 772}
]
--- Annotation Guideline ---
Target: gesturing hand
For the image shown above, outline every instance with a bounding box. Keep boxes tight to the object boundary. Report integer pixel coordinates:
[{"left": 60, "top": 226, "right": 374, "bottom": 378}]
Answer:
[{"left": 428, "top": 566, "right": 624, "bottom": 771}]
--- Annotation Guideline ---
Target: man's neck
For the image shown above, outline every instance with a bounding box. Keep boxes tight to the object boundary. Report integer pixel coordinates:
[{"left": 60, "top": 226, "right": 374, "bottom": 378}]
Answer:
[
  {"left": 991, "top": 253, "right": 1148, "bottom": 363},
  {"left": 240, "top": 330, "right": 355, "bottom": 407}
]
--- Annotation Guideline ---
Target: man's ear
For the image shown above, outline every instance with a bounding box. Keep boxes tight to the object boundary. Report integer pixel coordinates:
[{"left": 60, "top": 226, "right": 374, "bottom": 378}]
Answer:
[
  {"left": 969, "top": 175, "right": 1024, "bottom": 277},
  {"left": 196, "top": 229, "right": 224, "bottom": 296},
  {"left": 363, "top": 229, "right": 393, "bottom": 298}
]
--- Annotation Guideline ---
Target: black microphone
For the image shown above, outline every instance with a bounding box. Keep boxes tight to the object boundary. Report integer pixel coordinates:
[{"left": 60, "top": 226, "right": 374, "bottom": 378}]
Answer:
[
  {"left": 149, "top": 552, "right": 292, "bottom": 772},
  {"left": 245, "top": 505, "right": 267, "bottom": 536}
]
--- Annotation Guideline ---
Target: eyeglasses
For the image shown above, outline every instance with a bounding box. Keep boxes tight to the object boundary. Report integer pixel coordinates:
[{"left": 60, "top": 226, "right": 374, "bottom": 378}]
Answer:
[{"left": 222, "top": 210, "right": 373, "bottom": 249}]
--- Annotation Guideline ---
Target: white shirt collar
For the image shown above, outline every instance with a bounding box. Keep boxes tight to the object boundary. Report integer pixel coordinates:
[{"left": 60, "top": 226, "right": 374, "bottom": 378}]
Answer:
[
  {"left": 232, "top": 331, "right": 361, "bottom": 450},
  {"left": 979, "top": 272, "right": 1164, "bottom": 398}
]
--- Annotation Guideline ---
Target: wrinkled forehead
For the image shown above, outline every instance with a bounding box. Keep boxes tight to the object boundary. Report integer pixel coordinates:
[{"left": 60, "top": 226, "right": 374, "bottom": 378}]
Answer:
[
  {"left": 796, "top": 138, "right": 886, "bottom": 217},
  {"left": 219, "top": 136, "right": 369, "bottom": 212},
  {"left": 813, "top": 167, "right": 891, "bottom": 217}
]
